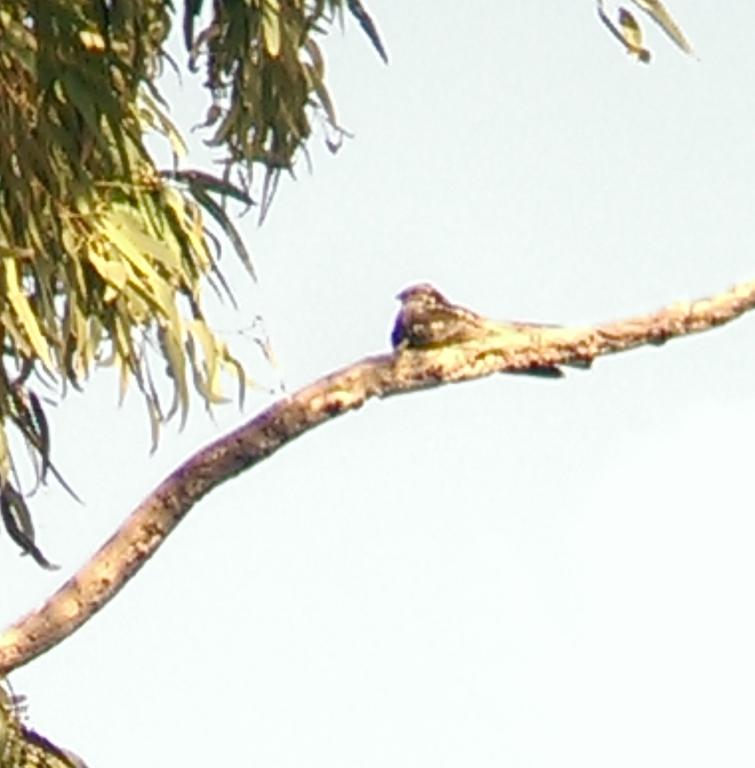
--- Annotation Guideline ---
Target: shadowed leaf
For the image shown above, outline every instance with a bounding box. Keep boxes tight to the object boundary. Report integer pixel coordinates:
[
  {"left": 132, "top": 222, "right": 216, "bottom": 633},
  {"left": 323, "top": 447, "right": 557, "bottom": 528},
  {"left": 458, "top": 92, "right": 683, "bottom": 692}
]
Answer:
[{"left": 347, "top": 0, "right": 388, "bottom": 63}]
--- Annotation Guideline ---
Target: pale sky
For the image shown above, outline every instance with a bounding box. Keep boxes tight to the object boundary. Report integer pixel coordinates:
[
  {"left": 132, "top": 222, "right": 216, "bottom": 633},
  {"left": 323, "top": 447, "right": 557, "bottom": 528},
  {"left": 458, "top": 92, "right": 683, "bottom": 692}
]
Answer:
[{"left": 3, "top": 3, "right": 755, "bottom": 767}]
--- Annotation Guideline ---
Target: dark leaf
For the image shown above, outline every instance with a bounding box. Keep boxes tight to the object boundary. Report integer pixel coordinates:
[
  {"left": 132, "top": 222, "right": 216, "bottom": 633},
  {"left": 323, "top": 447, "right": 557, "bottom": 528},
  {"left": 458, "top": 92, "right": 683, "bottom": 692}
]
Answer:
[
  {"left": 0, "top": 485, "right": 58, "bottom": 569},
  {"left": 347, "top": 0, "right": 388, "bottom": 63}
]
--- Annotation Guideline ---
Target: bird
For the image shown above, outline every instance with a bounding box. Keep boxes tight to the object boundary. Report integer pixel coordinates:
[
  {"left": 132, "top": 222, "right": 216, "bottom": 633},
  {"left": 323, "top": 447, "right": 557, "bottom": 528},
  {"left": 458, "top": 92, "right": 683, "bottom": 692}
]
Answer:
[{"left": 390, "top": 283, "right": 565, "bottom": 378}]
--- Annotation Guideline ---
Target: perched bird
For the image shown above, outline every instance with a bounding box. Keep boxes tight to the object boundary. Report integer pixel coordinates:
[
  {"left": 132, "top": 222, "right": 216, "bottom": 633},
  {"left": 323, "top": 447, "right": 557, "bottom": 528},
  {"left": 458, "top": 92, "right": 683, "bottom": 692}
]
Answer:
[{"left": 391, "top": 283, "right": 564, "bottom": 377}]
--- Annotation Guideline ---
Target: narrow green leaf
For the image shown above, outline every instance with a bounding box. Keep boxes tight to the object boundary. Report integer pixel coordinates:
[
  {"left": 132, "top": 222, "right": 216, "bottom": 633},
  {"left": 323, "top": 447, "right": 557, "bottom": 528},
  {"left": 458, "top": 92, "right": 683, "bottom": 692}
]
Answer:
[
  {"left": 3, "top": 258, "right": 53, "bottom": 370},
  {"left": 262, "top": 0, "right": 282, "bottom": 58}
]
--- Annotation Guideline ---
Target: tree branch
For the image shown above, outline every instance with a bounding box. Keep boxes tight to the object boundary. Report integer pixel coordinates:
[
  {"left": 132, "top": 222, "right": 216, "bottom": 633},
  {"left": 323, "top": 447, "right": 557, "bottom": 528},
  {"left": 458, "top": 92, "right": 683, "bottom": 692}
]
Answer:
[{"left": 2, "top": 276, "right": 755, "bottom": 675}]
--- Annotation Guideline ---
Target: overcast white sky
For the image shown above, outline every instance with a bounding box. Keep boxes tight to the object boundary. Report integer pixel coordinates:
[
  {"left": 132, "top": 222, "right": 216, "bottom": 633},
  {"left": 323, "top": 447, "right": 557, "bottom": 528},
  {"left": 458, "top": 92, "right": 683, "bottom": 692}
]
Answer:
[{"left": 3, "top": 3, "right": 755, "bottom": 766}]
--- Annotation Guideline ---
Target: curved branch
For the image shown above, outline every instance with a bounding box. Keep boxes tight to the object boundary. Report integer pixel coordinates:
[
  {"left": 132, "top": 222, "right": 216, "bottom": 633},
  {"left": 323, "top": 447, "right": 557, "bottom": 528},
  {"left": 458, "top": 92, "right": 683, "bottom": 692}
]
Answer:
[{"left": 2, "top": 276, "right": 755, "bottom": 675}]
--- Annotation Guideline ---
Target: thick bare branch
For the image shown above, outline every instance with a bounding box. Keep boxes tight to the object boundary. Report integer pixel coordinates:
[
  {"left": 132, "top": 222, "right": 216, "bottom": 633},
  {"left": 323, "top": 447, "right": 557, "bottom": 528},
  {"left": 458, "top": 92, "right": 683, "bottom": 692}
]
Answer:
[{"left": 2, "top": 276, "right": 755, "bottom": 675}]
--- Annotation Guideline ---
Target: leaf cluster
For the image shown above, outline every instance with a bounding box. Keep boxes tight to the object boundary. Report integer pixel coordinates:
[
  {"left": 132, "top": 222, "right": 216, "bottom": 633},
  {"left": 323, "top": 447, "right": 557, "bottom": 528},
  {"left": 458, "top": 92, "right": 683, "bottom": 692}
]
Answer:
[
  {"left": 0, "top": 0, "right": 385, "bottom": 564},
  {"left": 184, "top": 0, "right": 387, "bottom": 216},
  {"left": 0, "top": 677, "right": 85, "bottom": 766}
]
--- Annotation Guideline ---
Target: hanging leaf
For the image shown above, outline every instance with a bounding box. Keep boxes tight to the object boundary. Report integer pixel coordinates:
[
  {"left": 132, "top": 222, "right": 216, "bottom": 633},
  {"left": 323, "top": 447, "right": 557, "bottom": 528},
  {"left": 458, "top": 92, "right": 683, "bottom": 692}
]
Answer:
[
  {"left": 3, "top": 259, "right": 54, "bottom": 371},
  {"left": 158, "top": 324, "right": 190, "bottom": 427},
  {"left": 186, "top": 319, "right": 230, "bottom": 404},
  {"left": 261, "top": 0, "right": 282, "bottom": 58},
  {"left": 619, "top": 8, "right": 651, "bottom": 62},
  {"left": 596, "top": 0, "right": 651, "bottom": 62},
  {"left": 630, "top": 0, "right": 694, "bottom": 55},
  {"left": 347, "top": 0, "right": 388, "bottom": 63},
  {"left": 0, "top": 484, "right": 57, "bottom": 570}
]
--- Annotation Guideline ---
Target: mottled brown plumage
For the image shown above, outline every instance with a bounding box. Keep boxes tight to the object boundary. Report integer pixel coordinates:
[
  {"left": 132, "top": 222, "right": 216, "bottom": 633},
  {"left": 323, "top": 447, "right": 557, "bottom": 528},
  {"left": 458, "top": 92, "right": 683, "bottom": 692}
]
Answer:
[{"left": 391, "top": 283, "right": 564, "bottom": 377}]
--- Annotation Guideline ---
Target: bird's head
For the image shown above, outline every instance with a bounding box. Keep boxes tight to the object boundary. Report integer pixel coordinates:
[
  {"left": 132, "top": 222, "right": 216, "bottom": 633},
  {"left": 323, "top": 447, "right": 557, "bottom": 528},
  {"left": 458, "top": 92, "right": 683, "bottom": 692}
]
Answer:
[{"left": 395, "top": 283, "right": 448, "bottom": 305}]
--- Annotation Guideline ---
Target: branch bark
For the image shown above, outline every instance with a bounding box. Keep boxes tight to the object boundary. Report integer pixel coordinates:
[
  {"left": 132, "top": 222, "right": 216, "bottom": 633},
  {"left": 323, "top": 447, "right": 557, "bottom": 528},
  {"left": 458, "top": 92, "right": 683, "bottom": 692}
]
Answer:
[{"left": 1, "top": 277, "right": 755, "bottom": 675}]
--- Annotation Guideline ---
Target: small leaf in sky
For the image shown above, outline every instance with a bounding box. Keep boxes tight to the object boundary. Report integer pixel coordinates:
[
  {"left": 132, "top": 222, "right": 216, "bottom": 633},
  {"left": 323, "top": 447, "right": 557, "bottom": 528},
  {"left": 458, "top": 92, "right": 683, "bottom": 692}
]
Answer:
[
  {"left": 619, "top": 8, "right": 652, "bottom": 63},
  {"left": 630, "top": 0, "right": 694, "bottom": 55},
  {"left": 596, "top": 1, "right": 651, "bottom": 63},
  {"left": 347, "top": 0, "right": 388, "bottom": 64}
]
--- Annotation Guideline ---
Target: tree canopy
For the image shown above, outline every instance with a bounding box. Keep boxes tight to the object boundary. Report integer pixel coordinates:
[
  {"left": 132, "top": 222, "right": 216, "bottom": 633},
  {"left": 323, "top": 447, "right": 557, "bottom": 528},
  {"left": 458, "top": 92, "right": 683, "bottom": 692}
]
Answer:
[{"left": 0, "top": 0, "right": 385, "bottom": 566}]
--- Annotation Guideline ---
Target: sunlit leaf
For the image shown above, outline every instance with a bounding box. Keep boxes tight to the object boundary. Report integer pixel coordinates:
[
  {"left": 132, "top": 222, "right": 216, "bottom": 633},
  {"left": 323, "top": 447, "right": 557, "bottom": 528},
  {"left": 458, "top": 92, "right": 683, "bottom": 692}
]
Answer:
[
  {"left": 79, "top": 29, "right": 106, "bottom": 53},
  {"left": 186, "top": 184, "right": 257, "bottom": 281},
  {"left": 630, "top": 0, "right": 693, "bottom": 55},
  {"left": 158, "top": 324, "right": 189, "bottom": 427},
  {"left": 3, "top": 258, "right": 54, "bottom": 371},
  {"left": 618, "top": 8, "right": 651, "bottom": 62},
  {"left": 597, "top": 0, "right": 651, "bottom": 63},
  {"left": 187, "top": 320, "right": 230, "bottom": 404},
  {"left": 88, "top": 250, "right": 128, "bottom": 296},
  {"left": 261, "top": 0, "right": 282, "bottom": 58},
  {"left": 0, "top": 426, "right": 11, "bottom": 488}
]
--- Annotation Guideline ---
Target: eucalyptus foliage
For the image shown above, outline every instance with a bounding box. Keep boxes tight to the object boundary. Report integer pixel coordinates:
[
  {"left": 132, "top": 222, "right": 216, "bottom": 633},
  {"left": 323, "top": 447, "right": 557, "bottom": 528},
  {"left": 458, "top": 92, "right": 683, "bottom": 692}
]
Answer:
[
  {"left": 0, "top": 0, "right": 385, "bottom": 564},
  {"left": 1, "top": 678, "right": 86, "bottom": 766}
]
